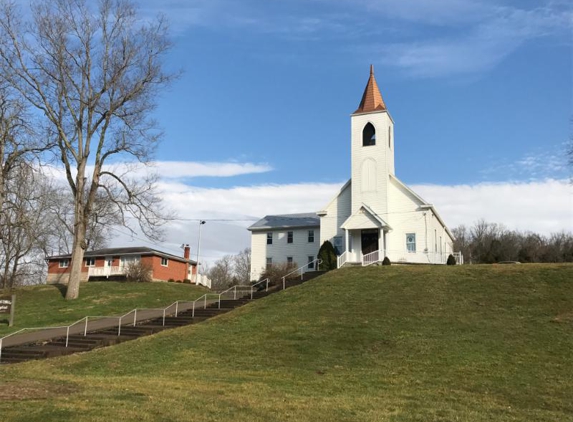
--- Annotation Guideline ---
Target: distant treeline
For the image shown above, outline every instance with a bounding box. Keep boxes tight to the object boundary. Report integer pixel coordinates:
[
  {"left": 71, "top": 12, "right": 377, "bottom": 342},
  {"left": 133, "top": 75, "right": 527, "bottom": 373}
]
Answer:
[{"left": 453, "top": 220, "right": 573, "bottom": 264}]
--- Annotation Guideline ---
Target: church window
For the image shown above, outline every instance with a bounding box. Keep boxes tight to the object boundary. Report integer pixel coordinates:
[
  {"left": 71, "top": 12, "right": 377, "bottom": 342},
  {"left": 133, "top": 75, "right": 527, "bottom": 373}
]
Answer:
[
  {"left": 267, "top": 233, "right": 272, "bottom": 245},
  {"left": 406, "top": 233, "right": 416, "bottom": 253},
  {"left": 388, "top": 126, "right": 392, "bottom": 149},
  {"left": 362, "top": 123, "right": 376, "bottom": 146},
  {"left": 333, "top": 236, "right": 343, "bottom": 255}
]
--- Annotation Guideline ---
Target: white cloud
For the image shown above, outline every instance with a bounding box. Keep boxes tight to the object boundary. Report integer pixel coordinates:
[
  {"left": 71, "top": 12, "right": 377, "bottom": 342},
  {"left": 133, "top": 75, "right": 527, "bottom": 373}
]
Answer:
[
  {"left": 155, "top": 161, "right": 273, "bottom": 178},
  {"left": 380, "top": 5, "right": 571, "bottom": 78},
  {"left": 111, "top": 178, "right": 572, "bottom": 266},
  {"left": 480, "top": 145, "right": 570, "bottom": 181},
  {"left": 43, "top": 160, "right": 273, "bottom": 183},
  {"left": 412, "top": 179, "right": 573, "bottom": 234}
]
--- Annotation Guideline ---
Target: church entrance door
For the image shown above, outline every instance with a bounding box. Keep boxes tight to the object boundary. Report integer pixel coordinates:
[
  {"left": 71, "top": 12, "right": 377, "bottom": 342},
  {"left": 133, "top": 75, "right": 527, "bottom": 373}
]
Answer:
[{"left": 361, "top": 229, "right": 378, "bottom": 255}]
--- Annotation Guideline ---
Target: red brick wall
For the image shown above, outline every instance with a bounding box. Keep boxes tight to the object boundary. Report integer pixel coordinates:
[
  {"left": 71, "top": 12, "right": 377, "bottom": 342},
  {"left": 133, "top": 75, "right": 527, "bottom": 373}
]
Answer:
[
  {"left": 47, "top": 254, "right": 194, "bottom": 283},
  {"left": 147, "top": 256, "right": 188, "bottom": 281}
]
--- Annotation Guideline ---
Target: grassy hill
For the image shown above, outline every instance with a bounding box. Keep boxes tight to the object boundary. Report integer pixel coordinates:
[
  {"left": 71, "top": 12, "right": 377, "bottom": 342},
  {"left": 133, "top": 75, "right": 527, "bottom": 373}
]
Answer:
[
  {"left": 0, "top": 282, "right": 209, "bottom": 336},
  {"left": 0, "top": 264, "right": 572, "bottom": 421}
]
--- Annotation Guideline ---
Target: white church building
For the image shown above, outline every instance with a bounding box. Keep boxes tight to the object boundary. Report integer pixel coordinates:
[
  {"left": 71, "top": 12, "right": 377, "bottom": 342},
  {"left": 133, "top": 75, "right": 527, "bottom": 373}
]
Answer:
[{"left": 249, "top": 67, "right": 457, "bottom": 281}]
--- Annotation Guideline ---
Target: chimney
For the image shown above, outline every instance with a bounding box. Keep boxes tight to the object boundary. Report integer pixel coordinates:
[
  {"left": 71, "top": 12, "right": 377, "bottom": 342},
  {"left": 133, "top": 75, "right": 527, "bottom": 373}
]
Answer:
[{"left": 184, "top": 244, "right": 190, "bottom": 260}]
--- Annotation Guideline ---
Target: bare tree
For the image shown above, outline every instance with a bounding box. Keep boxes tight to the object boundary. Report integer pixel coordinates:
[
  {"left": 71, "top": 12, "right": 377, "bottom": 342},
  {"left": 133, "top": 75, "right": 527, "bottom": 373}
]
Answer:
[
  {"left": 0, "top": 165, "right": 53, "bottom": 288},
  {"left": 233, "top": 247, "right": 251, "bottom": 284},
  {"left": 0, "top": 0, "right": 176, "bottom": 299},
  {"left": 46, "top": 188, "right": 121, "bottom": 254},
  {"left": 451, "top": 220, "right": 573, "bottom": 264},
  {"left": 0, "top": 84, "right": 45, "bottom": 227},
  {"left": 208, "top": 255, "right": 235, "bottom": 289}
]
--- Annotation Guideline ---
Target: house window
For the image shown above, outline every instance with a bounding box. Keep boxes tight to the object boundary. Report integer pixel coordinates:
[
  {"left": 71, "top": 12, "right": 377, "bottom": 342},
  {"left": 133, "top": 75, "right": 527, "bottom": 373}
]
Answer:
[
  {"left": 333, "top": 236, "right": 343, "bottom": 255},
  {"left": 85, "top": 258, "right": 95, "bottom": 267},
  {"left": 308, "top": 230, "right": 315, "bottom": 243},
  {"left": 267, "top": 232, "right": 273, "bottom": 245},
  {"left": 362, "top": 123, "right": 376, "bottom": 146},
  {"left": 161, "top": 257, "right": 168, "bottom": 267},
  {"left": 308, "top": 256, "right": 315, "bottom": 269},
  {"left": 287, "top": 256, "right": 293, "bottom": 264},
  {"left": 406, "top": 233, "right": 416, "bottom": 253},
  {"left": 59, "top": 259, "right": 70, "bottom": 268},
  {"left": 266, "top": 257, "right": 272, "bottom": 268},
  {"left": 120, "top": 255, "right": 140, "bottom": 267},
  {"left": 287, "top": 231, "right": 293, "bottom": 244}
]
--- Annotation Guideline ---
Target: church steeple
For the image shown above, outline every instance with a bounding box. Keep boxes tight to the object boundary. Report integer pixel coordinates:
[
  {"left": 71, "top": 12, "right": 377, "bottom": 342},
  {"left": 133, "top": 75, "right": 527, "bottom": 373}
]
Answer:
[{"left": 353, "top": 65, "right": 387, "bottom": 114}]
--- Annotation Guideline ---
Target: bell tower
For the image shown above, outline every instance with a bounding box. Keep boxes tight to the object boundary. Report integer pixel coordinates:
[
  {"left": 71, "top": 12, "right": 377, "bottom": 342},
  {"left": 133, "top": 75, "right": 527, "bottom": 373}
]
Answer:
[{"left": 350, "top": 65, "right": 395, "bottom": 216}]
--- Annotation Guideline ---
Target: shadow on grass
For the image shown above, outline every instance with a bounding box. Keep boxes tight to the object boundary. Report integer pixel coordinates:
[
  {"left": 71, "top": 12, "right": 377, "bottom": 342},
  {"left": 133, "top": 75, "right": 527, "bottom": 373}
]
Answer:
[{"left": 54, "top": 284, "right": 67, "bottom": 298}]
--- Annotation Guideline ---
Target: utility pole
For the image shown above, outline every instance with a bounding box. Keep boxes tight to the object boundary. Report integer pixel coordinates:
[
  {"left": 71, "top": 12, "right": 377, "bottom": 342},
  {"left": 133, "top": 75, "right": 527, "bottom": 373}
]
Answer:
[{"left": 196, "top": 220, "right": 206, "bottom": 276}]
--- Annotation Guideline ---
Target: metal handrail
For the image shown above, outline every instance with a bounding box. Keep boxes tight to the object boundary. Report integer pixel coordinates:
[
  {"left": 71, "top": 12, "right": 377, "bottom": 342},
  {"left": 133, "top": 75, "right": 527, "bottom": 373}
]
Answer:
[
  {"left": 250, "top": 278, "right": 269, "bottom": 298},
  {"left": 281, "top": 259, "right": 322, "bottom": 290},
  {"left": 0, "top": 272, "right": 316, "bottom": 362},
  {"left": 0, "top": 294, "right": 209, "bottom": 362}
]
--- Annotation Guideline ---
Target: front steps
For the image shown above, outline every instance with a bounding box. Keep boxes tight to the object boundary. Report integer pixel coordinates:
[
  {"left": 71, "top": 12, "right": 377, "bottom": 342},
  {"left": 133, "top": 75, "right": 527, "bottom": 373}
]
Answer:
[{"left": 0, "top": 276, "right": 316, "bottom": 365}]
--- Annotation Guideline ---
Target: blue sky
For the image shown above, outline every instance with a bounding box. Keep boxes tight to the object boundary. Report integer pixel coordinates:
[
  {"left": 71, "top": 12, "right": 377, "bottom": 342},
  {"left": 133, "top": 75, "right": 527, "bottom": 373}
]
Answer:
[
  {"left": 146, "top": 0, "right": 571, "bottom": 188},
  {"left": 104, "top": 0, "right": 571, "bottom": 260}
]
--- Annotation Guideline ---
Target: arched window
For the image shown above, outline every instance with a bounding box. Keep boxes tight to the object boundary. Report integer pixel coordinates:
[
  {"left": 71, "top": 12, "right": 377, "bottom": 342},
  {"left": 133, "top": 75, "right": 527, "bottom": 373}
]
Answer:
[
  {"left": 362, "top": 123, "right": 376, "bottom": 146},
  {"left": 388, "top": 126, "right": 392, "bottom": 149}
]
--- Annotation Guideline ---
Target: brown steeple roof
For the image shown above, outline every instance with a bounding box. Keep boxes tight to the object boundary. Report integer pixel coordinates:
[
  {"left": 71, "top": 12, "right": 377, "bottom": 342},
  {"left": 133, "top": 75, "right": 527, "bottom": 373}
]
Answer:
[{"left": 353, "top": 65, "right": 387, "bottom": 114}]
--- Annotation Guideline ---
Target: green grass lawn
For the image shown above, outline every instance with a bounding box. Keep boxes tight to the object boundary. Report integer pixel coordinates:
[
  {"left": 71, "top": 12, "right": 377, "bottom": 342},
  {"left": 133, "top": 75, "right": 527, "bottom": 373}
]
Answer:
[
  {"left": 0, "top": 282, "right": 209, "bottom": 336},
  {"left": 0, "top": 264, "right": 572, "bottom": 421}
]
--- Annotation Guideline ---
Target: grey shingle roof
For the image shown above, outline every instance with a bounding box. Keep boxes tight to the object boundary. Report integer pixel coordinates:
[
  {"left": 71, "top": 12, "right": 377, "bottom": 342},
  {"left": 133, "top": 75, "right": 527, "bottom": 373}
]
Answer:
[
  {"left": 248, "top": 213, "right": 320, "bottom": 231},
  {"left": 48, "top": 246, "right": 196, "bottom": 264}
]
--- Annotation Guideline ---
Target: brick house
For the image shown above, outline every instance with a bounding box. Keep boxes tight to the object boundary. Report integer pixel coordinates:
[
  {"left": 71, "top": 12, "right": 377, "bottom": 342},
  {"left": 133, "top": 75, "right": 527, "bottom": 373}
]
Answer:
[{"left": 46, "top": 245, "right": 197, "bottom": 284}]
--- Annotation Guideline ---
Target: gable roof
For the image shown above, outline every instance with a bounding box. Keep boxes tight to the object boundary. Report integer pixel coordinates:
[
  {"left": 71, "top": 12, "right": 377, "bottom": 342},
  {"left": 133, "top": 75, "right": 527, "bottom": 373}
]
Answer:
[
  {"left": 248, "top": 213, "right": 320, "bottom": 231},
  {"left": 353, "top": 65, "right": 387, "bottom": 115},
  {"left": 341, "top": 204, "right": 391, "bottom": 230},
  {"left": 389, "top": 175, "right": 454, "bottom": 240},
  {"left": 48, "top": 246, "right": 196, "bottom": 265}
]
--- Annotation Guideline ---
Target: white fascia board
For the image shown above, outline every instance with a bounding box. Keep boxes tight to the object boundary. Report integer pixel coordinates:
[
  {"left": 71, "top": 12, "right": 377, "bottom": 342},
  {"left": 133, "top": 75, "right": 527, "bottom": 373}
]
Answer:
[{"left": 318, "top": 179, "right": 351, "bottom": 215}]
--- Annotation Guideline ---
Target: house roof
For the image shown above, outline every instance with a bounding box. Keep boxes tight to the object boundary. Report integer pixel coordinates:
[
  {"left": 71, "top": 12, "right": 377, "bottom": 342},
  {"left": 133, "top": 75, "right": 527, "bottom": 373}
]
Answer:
[
  {"left": 248, "top": 213, "right": 320, "bottom": 231},
  {"left": 353, "top": 65, "right": 387, "bottom": 115},
  {"left": 48, "top": 246, "right": 196, "bottom": 265}
]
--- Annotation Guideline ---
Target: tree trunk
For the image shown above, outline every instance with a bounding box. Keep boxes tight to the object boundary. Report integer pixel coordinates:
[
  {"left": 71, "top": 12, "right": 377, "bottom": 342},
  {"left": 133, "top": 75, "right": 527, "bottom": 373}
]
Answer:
[
  {"left": 65, "top": 173, "right": 87, "bottom": 300},
  {"left": 65, "top": 226, "right": 86, "bottom": 300}
]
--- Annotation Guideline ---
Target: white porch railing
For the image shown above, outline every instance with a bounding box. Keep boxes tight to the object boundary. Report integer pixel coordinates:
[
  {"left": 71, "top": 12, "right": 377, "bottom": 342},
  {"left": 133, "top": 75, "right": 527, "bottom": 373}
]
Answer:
[
  {"left": 337, "top": 249, "right": 464, "bottom": 267},
  {"left": 337, "top": 251, "right": 349, "bottom": 269},
  {"left": 87, "top": 266, "right": 125, "bottom": 278},
  {"left": 362, "top": 250, "right": 380, "bottom": 266}
]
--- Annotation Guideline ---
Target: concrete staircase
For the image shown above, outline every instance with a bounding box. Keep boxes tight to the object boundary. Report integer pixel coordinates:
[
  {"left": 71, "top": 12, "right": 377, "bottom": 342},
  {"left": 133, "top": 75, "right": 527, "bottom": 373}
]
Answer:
[{"left": 0, "top": 278, "right": 313, "bottom": 365}]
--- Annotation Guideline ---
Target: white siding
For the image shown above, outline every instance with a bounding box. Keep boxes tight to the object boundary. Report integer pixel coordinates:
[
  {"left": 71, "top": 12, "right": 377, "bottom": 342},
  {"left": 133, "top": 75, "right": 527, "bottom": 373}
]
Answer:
[
  {"left": 250, "top": 227, "right": 320, "bottom": 281},
  {"left": 385, "top": 177, "right": 453, "bottom": 264},
  {"left": 350, "top": 112, "right": 394, "bottom": 216},
  {"left": 319, "top": 181, "right": 351, "bottom": 251}
]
